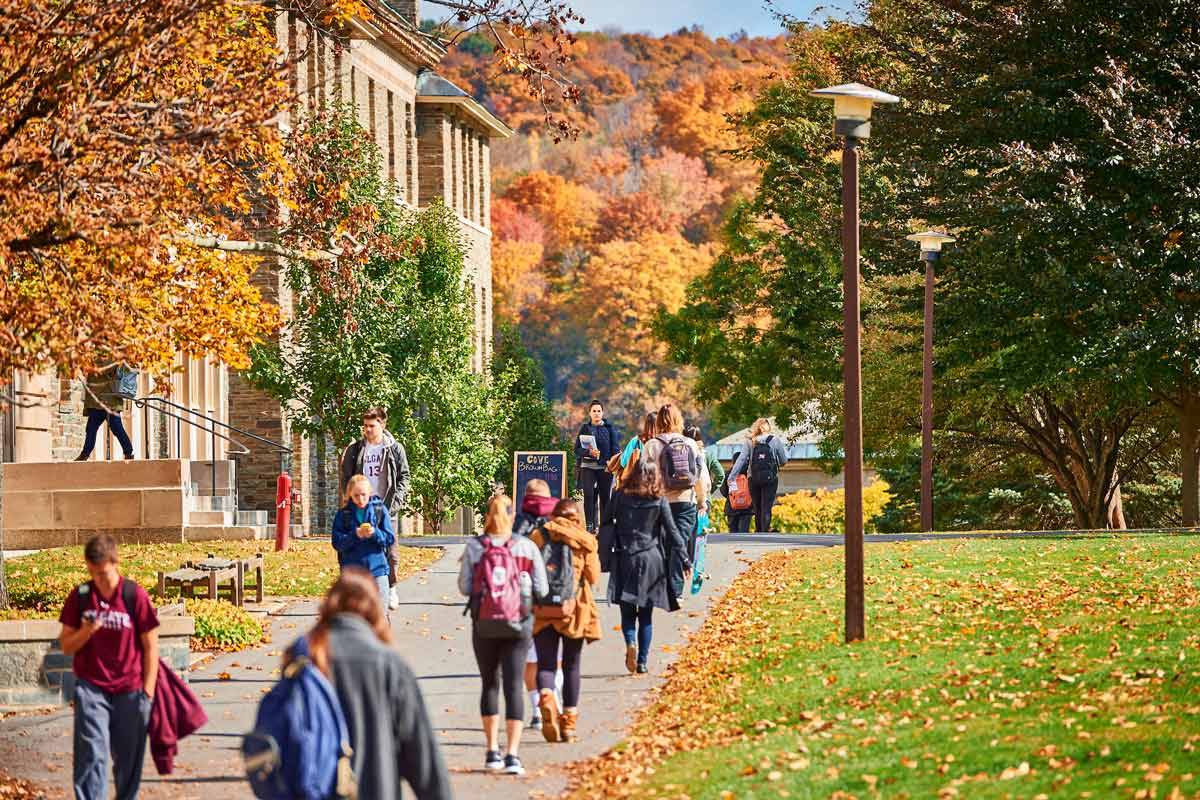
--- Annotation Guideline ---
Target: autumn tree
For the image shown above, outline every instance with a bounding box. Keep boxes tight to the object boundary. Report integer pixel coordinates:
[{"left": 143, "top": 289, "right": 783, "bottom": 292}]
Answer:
[
  {"left": 502, "top": 171, "right": 600, "bottom": 254},
  {"left": 491, "top": 198, "right": 546, "bottom": 320}
]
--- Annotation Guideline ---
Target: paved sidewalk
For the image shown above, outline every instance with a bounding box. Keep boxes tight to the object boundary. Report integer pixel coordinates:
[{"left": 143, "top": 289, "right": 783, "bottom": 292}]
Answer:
[{"left": 0, "top": 540, "right": 797, "bottom": 799}]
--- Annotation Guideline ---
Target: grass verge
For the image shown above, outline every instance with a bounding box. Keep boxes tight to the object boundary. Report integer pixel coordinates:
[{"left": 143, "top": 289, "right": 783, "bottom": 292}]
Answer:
[
  {"left": 567, "top": 534, "right": 1200, "bottom": 799},
  {"left": 1, "top": 541, "right": 442, "bottom": 652}
]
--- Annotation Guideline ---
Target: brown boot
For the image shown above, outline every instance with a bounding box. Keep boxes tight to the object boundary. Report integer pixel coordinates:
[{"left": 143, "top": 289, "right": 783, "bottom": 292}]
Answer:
[
  {"left": 538, "top": 690, "right": 560, "bottom": 743},
  {"left": 560, "top": 709, "right": 578, "bottom": 743}
]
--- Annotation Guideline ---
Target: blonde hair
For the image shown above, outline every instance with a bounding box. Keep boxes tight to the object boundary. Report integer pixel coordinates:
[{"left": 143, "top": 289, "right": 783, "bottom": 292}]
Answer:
[
  {"left": 525, "top": 479, "right": 551, "bottom": 497},
  {"left": 483, "top": 494, "right": 514, "bottom": 535},
  {"left": 656, "top": 403, "right": 684, "bottom": 435},
  {"left": 749, "top": 418, "right": 772, "bottom": 440},
  {"left": 344, "top": 474, "right": 372, "bottom": 502}
]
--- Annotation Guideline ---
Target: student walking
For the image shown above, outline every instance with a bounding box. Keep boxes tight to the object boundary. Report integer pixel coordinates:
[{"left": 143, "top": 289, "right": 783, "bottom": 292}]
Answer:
[
  {"left": 340, "top": 407, "right": 411, "bottom": 610},
  {"left": 332, "top": 475, "right": 396, "bottom": 603},
  {"left": 286, "top": 568, "right": 452, "bottom": 799},
  {"left": 459, "top": 494, "right": 548, "bottom": 776},
  {"left": 58, "top": 534, "right": 159, "bottom": 800},
  {"left": 76, "top": 368, "right": 135, "bottom": 461},
  {"left": 529, "top": 500, "right": 601, "bottom": 743},
  {"left": 511, "top": 478, "right": 560, "bottom": 728},
  {"left": 616, "top": 412, "right": 657, "bottom": 484},
  {"left": 642, "top": 404, "right": 710, "bottom": 588},
  {"left": 574, "top": 400, "right": 620, "bottom": 533},
  {"left": 685, "top": 426, "right": 725, "bottom": 498},
  {"left": 603, "top": 459, "right": 690, "bottom": 674},
  {"left": 744, "top": 418, "right": 790, "bottom": 533}
]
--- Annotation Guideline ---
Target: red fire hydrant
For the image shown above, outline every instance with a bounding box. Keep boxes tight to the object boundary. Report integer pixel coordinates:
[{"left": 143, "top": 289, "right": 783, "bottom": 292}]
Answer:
[{"left": 275, "top": 472, "right": 292, "bottom": 552}]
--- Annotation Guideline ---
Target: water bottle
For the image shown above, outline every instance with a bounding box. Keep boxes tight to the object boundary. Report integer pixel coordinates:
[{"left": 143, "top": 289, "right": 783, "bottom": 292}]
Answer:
[{"left": 519, "top": 571, "right": 533, "bottom": 617}]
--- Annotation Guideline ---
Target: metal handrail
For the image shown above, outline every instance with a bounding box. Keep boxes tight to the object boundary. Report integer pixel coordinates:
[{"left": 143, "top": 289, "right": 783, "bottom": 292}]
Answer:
[{"left": 134, "top": 396, "right": 291, "bottom": 497}]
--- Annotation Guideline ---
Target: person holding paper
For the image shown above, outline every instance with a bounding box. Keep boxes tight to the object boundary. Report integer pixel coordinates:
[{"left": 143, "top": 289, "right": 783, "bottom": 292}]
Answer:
[{"left": 574, "top": 400, "right": 620, "bottom": 533}]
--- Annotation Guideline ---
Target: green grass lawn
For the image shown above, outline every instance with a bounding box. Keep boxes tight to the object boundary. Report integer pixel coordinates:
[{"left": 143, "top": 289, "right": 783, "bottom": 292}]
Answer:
[
  {"left": 0, "top": 541, "right": 442, "bottom": 650},
  {"left": 571, "top": 534, "right": 1200, "bottom": 799}
]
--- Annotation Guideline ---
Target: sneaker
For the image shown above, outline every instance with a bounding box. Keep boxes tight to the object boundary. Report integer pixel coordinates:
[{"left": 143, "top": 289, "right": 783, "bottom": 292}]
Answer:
[
  {"left": 539, "top": 691, "right": 560, "bottom": 743},
  {"left": 530, "top": 712, "right": 541, "bottom": 728},
  {"left": 625, "top": 643, "right": 637, "bottom": 674},
  {"left": 637, "top": 663, "right": 648, "bottom": 674},
  {"left": 484, "top": 750, "right": 503, "bottom": 771},
  {"left": 503, "top": 754, "right": 525, "bottom": 776},
  {"left": 388, "top": 585, "right": 400, "bottom": 610}
]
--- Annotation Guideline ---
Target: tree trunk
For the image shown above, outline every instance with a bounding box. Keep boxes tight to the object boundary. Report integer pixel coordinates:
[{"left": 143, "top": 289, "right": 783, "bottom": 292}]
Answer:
[
  {"left": 1181, "top": 393, "right": 1200, "bottom": 527},
  {"left": 1108, "top": 482, "right": 1127, "bottom": 530}
]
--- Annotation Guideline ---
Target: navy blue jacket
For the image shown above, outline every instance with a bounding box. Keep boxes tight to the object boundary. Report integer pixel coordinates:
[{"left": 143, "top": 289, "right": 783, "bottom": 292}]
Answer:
[
  {"left": 331, "top": 496, "right": 396, "bottom": 578},
  {"left": 576, "top": 421, "right": 620, "bottom": 469}
]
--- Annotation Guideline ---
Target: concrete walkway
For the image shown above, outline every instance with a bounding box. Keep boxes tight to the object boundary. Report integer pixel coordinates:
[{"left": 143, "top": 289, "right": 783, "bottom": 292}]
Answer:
[{"left": 0, "top": 540, "right": 800, "bottom": 799}]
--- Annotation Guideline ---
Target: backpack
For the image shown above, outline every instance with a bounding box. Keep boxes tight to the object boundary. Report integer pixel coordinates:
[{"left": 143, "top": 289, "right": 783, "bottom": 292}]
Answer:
[
  {"left": 113, "top": 367, "right": 138, "bottom": 400},
  {"left": 533, "top": 533, "right": 577, "bottom": 620},
  {"left": 656, "top": 434, "right": 701, "bottom": 492},
  {"left": 750, "top": 437, "right": 779, "bottom": 484},
  {"left": 727, "top": 474, "right": 753, "bottom": 511},
  {"left": 242, "top": 638, "right": 358, "bottom": 800},
  {"left": 470, "top": 536, "right": 527, "bottom": 639}
]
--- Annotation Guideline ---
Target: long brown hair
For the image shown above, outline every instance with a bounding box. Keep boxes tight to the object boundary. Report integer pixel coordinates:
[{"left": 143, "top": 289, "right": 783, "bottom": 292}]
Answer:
[
  {"left": 656, "top": 403, "right": 684, "bottom": 435},
  {"left": 638, "top": 412, "right": 657, "bottom": 443},
  {"left": 622, "top": 457, "right": 662, "bottom": 498},
  {"left": 289, "top": 568, "right": 392, "bottom": 677}
]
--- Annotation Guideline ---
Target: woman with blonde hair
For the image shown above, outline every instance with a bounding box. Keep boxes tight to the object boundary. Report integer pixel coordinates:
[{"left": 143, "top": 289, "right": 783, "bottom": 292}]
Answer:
[
  {"left": 284, "top": 568, "right": 451, "bottom": 799},
  {"left": 735, "top": 417, "right": 790, "bottom": 533},
  {"left": 458, "top": 493, "right": 548, "bottom": 776},
  {"left": 641, "top": 403, "right": 710, "bottom": 592},
  {"left": 331, "top": 474, "right": 395, "bottom": 602}
]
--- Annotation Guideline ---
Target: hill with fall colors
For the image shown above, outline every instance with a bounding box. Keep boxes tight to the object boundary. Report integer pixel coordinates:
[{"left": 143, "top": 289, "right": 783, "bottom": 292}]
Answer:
[{"left": 438, "top": 26, "right": 790, "bottom": 433}]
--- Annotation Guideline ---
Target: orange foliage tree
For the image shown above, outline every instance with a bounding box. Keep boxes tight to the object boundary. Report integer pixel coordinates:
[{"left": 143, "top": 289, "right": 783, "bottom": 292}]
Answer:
[
  {"left": 502, "top": 171, "right": 600, "bottom": 254},
  {"left": 491, "top": 198, "right": 547, "bottom": 320}
]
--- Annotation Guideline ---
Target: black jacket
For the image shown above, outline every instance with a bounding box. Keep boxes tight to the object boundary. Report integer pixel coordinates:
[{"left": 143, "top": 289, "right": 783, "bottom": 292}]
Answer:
[
  {"left": 513, "top": 511, "right": 548, "bottom": 540},
  {"left": 340, "top": 433, "right": 411, "bottom": 516},
  {"left": 321, "top": 614, "right": 451, "bottom": 800},
  {"left": 575, "top": 421, "right": 620, "bottom": 470},
  {"left": 603, "top": 492, "right": 689, "bottom": 612}
]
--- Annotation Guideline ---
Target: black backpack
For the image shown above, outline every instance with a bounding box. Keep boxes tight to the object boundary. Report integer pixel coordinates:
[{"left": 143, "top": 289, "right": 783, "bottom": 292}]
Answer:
[
  {"left": 749, "top": 436, "right": 779, "bottom": 484},
  {"left": 533, "top": 534, "right": 578, "bottom": 619}
]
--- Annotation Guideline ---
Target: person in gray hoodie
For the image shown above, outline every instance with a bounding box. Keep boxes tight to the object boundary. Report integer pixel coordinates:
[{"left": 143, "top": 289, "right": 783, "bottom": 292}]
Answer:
[
  {"left": 287, "top": 567, "right": 451, "bottom": 800},
  {"left": 340, "top": 407, "right": 411, "bottom": 610},
  {"left": 738, "top": 418, "right": 791, "bottom": 533}
]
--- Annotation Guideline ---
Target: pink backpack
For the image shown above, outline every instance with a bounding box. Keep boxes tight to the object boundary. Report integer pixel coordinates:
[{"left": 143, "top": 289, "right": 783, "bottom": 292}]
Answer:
[{"left": 470, "top": 537, "right": 527, "bottom": 639}]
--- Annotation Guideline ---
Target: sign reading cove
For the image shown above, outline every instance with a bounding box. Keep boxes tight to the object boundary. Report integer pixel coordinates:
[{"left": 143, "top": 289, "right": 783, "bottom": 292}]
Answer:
[{"left": 512, "top": 451, "right": 567, "bottom": 510}]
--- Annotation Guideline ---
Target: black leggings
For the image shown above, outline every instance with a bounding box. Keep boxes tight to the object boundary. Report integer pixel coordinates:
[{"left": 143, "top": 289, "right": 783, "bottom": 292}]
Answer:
[
  {"left": 579, "top": 468, "right": 613, "bottom": 531},
  {"left": 751, "top": 478, "right": 779, "bottom": 533},
  {"left": 533, "top": 627, "right": 584, "bottom": 709},
  {"left": 472, "top": 633, "right": 528, "bottom": 721}
]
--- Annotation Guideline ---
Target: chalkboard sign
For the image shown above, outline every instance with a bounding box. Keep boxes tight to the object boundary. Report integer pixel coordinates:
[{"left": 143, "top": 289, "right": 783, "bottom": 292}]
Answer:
[{"left": 513, "top": 451, "right": 567, "bottom": 511}]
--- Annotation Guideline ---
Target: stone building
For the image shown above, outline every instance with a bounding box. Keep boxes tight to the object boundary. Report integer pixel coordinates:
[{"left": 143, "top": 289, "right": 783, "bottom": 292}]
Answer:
[{"left": 0, "top": 0, "right": 507, "bottom": 546}]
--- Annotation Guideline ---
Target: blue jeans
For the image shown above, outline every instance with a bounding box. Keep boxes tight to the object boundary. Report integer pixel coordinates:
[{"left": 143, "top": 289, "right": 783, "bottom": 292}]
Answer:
[
  {"left": 81, "top": 409, "right": 134, "bottom": 459},
  {"left": 375, "top": 575, "right": 389, "bottom": 604},
  {"left": 619, "top": 602, "right": 654, "bottom": 667},
  {"left": 73, "top": 679, "right": 150, "bottom": 800}
]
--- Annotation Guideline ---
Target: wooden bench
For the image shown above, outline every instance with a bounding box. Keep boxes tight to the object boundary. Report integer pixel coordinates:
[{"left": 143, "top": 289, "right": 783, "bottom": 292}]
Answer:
[{"left": 156, "top": 553, "right": 265, "bottom": 607}]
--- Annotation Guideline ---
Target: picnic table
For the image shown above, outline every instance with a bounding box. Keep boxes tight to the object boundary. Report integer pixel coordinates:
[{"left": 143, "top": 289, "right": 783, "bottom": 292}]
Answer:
[{"left": 156, "top": 553, "right": 265, "bottom": 607}]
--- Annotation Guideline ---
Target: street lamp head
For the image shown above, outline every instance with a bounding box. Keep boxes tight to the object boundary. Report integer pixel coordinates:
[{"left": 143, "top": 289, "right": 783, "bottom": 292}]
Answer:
[
  {"left": 810, "top": 82, "right": 900, "bottom": 139},
  {"left": 906, "top": 230, "right": 956, "bottom": 256}
]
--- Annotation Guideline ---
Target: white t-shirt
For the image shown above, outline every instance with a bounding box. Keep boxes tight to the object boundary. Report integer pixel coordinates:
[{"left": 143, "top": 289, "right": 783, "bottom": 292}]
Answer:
[{"left": 361, "top": 442, "right": 387, "bottom": 498}]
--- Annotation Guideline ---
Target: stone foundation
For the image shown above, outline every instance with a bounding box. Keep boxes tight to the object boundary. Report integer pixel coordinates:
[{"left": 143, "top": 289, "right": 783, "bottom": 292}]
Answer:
[{"left": 0, "top": 607, "right": 193, "bottom": 708}]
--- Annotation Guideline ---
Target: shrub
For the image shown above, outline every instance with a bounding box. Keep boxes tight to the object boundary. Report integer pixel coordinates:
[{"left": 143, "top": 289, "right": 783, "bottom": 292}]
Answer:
[
  {"left": 186, "top": 599, "right": 265, "bottom": 652},
  {"left": 772, "top": 481, "right": 892, "bottom": 533}
]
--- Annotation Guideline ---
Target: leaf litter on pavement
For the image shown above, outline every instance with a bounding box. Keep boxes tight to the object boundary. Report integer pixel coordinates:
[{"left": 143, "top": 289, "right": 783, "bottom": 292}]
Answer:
[{"left": 564, "top": 534, "right": 1200, "bottom": 799}]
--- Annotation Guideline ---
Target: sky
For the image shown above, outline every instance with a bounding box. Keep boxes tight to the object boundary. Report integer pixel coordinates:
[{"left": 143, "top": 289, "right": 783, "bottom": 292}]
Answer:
[{"left": 564, "top": 0, "right": 836, "bottom": 39}]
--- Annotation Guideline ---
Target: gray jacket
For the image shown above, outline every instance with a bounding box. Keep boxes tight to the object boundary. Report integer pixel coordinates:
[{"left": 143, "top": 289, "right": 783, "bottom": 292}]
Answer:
[
  {"left": 340, "top": 432, "right": 411, "bottom": 516},
  {"left": 729, "top": 435, "right": 790, "bottom": 481},
  {"left": 321, "top": 614, "right": 451, "bottom": 800}
]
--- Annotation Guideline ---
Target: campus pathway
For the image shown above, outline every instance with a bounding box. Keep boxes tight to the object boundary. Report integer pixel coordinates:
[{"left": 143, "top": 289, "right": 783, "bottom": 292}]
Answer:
[{"left": 0, "top": 539, "right": 800, "bottom": 799}]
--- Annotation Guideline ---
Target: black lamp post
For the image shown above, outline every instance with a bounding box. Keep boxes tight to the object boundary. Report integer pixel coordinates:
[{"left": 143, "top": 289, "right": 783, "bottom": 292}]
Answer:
[
  {"left": 906, "top": 231, "right": 955, "bottom": 534},
  {"left": 810, "top": 82, "right": 899, "bottom": 644}
]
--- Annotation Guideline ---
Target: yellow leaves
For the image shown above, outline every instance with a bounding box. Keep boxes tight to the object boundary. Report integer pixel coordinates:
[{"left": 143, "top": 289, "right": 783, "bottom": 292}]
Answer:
[{"left": 998, "top": 761, "right": 1031, "bottom": 780}]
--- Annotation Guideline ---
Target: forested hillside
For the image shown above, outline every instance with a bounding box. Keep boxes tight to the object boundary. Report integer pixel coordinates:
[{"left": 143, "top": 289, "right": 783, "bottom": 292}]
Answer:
[{"left": 439, "top": 27, "right": 788, "bottom": 433}]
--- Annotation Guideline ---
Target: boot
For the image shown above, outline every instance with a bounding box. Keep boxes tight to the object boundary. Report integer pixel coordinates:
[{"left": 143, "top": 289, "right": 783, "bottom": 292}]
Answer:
[
  {"left": 538, "top": 690, "right": 560, "bottom": 743},
  {"left": 560, "top": 709, "right": 578, "bottom": 743}
]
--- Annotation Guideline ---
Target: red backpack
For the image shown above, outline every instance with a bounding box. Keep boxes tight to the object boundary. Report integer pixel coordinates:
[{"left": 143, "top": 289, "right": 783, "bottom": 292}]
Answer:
[
  {"left": 470, "top": 537, "right": 527, "bottom": 639},
  {"left": 727, "top": 474, "right": 753, "bottom": 511}
]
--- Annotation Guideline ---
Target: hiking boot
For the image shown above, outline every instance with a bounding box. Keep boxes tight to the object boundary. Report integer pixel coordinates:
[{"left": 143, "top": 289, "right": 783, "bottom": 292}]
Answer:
[
  {"left": 560, "top": 709, "right": 579, "bottom": 743},
  {"left": 503, "top": 754, "right": 525, "bottom": 775},
  {"left": 625, "top": 642, "right": 637, "bottom": 674},
  {"left": 484, "top": 750, "right": 503, "bottom": 771},
  {"left": 538, "top": 691, "right": 560, "bottom": 743}
]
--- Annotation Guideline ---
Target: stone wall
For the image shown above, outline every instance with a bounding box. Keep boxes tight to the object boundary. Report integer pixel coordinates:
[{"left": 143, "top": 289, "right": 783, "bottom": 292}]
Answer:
[{"left": 0, "top": 609, "right": 193, "bottom": 708}]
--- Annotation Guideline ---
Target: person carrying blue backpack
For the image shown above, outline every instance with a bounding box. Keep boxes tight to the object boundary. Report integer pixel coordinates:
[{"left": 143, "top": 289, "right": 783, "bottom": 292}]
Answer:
[{"left": 244, "top": 568, "right": 450, "bottom": 800}]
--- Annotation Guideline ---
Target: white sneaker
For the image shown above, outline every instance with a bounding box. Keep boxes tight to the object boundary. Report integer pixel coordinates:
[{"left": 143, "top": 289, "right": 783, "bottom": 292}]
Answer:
[{"left": 388, "top": 585, "right": 400, "bottom": 610}]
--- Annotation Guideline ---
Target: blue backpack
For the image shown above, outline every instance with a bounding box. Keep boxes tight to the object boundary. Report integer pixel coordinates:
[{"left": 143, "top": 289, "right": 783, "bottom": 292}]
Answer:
[{"left": 242, "top": 638, "right": 358, "bottom": 800}]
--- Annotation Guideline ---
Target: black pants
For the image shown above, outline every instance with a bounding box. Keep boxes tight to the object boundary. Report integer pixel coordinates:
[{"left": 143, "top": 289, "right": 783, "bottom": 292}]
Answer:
[
  {"left": 533, "top": 627, "right": 584, "bottom": 708},
  {"left": 81, "top": 409, "right": 134, "bottom": 459},
  {"left": 726, "top": 500, "right": 753, "bottom": 533},
  {"left": 751, "top": 478, "right": 779, "bottom": 533},
  {"left": 472, "top": 632, "right": 529, "bottom": 721},
  {"left": 579, "top": 468, "right": 613, "bottom": 532}
]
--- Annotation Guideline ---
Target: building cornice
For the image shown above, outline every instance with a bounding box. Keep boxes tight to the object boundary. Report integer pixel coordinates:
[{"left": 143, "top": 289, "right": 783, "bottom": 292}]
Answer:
[
  {"left": 416, "top": 95, "right": 513, "bottom": 139},
  {"left": 351, "top": 1, "right": 446, "bottom": 69}
]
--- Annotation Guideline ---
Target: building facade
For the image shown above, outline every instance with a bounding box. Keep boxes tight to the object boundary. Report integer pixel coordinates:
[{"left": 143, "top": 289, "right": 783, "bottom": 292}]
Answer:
[{"left": 1, "top": 0, "right": 506, "bottom": 539}]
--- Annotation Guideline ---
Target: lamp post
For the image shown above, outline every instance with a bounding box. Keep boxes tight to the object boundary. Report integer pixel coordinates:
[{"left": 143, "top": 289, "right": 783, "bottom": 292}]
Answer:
[
  {"left": 810, "top": 82, "right": 899, "bottom": 643},
  {"left": 906, "top": 231, "right": 955, "bottom": 534}
]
